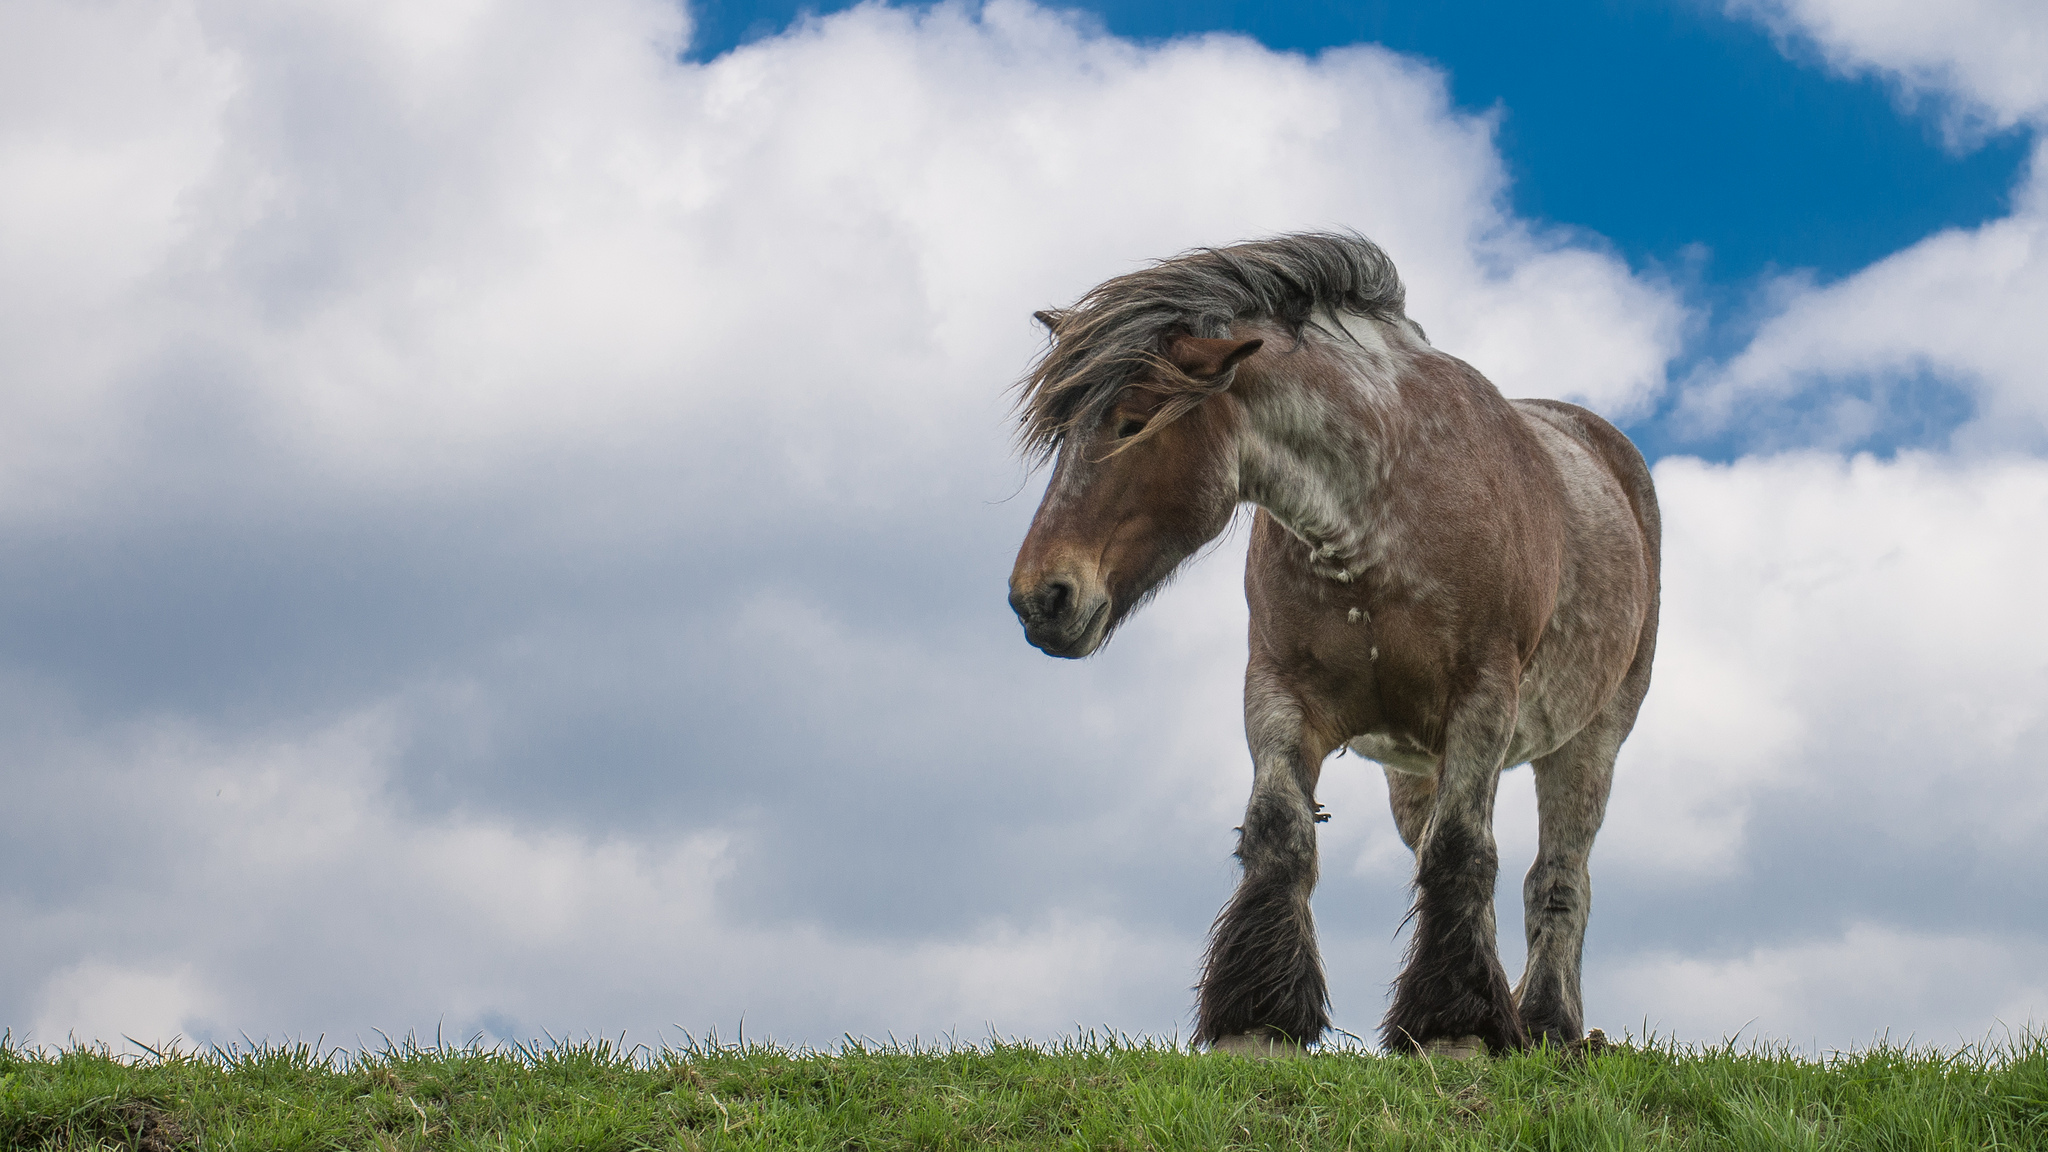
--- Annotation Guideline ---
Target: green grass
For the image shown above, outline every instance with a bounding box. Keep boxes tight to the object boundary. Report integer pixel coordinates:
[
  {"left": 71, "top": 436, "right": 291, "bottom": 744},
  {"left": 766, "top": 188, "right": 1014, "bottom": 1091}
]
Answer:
[{"left": 4, "top": 1029, "right": 2046, "bottom": 1150}]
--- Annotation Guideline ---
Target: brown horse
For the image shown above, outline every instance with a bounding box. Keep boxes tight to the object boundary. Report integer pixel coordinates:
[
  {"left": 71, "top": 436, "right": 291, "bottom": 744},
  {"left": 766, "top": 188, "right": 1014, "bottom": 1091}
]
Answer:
[{"left": 1007, "top": 233, "right": 1659, "bottom": 1056}]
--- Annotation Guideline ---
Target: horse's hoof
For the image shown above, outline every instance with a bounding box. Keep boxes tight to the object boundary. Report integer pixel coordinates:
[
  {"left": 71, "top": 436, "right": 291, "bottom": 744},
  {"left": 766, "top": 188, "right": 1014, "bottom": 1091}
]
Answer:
[
  {"left": 1209, "top": 1031, "right": 1307, "bottom": 1059},
  {"left": 1566, "top": 1028, "right": 1611, "bottom": 1059},
  {"left": 1421, "top": 1035, "right": 1487, "bottom": 1060}
]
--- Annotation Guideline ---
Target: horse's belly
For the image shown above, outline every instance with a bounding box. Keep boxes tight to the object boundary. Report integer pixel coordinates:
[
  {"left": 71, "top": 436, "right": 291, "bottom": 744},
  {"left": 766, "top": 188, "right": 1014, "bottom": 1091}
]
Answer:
[
  {"left": 1348, "top": 715, "right": 1577, "bottom": 775},
  {"left": 1346, "top": 734, "right": 1437, "bottom": 776}
]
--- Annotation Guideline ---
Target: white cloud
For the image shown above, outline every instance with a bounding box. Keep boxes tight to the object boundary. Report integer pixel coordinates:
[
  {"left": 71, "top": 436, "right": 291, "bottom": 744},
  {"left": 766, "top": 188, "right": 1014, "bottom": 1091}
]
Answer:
[
  {"left": 1577, "top": 452, "right": 2048, "bottom": 1043},
  {"left": 1694, "top": 3, "right": 2048, "bottom": 452},
  {"left": 1681, "top": 142, "right": 2048, "bottom": 451},
  {"left": 5, "top": 702, "right": 1200, "bottom": 1051},
  {"left": 0, "top": 0, "right": 1680, "bottom": 527},
  {"left": 1604, "top": 923, "right": 2048, "bottom": 1049},
  {"left": 1731, "top": 0, "right": 2048, "bottom": 135},
  {"left": 1634, "top": 31, "right": 2048, "bottom": 1065},
  {"left": 18, "top": 451, "right": 2045, "bottom": 1053},
  {"left": 9, "top": 0, "right": 2047, "bottom": 1058},
  {"left": 0, "top": 0, "right": 1681, "bottom": 1047},
  {"left": 1610, "top": 452, "right": 2048, "bottom": 873},
  {"left": 32, "top": 962, "right": 217, "bottom": 1053}
]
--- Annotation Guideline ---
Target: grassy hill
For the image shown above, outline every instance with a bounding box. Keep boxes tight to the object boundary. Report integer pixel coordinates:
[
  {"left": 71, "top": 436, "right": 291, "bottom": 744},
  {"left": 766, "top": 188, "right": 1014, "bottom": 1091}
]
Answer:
[{"left": 4, "top": 1028, "right": 2045, "bottom": 1149}]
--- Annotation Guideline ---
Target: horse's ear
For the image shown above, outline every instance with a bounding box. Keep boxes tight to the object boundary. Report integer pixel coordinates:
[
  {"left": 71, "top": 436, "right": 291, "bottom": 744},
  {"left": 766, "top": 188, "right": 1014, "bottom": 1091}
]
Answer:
[
  {"left": 1165, "top": 335, "right": 1264, "bottom": 381},
  {"left": 1033, "top": 309, "right": 1065, "bottom": 333}
]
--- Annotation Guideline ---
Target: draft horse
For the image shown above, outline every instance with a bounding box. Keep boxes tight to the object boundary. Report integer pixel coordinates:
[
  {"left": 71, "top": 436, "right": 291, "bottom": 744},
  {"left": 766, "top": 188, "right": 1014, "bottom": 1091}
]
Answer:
[{"left": 1007, "top": 233, "right": 1659, "bottom": 1055}]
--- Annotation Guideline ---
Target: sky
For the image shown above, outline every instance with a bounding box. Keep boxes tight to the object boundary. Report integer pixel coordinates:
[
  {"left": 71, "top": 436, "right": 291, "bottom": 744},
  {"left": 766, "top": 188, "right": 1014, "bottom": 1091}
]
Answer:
[{"left": 2, "top": 0, "right": 2045, "bottom": 1056}]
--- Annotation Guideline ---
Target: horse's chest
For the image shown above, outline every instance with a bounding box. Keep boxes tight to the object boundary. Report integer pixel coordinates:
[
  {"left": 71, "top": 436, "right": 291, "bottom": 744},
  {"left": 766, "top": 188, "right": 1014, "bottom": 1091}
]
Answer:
[
  {"left": 1265, "top": 604, "right": 1452, "bottom": 758},
  {"left": 1281, "top": 598, "right": 1608, "bottom": 772}
]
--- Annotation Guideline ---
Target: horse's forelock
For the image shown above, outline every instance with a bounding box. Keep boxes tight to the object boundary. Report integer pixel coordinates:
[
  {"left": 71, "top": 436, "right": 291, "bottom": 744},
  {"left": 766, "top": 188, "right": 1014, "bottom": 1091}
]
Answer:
[{"left": 1014, "top": 231, "right": 1407, "bottom": 464}]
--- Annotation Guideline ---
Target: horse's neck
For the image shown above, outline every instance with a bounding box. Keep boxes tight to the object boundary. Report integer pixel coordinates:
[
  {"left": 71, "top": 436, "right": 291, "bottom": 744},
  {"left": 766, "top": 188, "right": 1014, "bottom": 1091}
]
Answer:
[{"left": 1236, "top": 315, "right": 1413, "bottom": 582}]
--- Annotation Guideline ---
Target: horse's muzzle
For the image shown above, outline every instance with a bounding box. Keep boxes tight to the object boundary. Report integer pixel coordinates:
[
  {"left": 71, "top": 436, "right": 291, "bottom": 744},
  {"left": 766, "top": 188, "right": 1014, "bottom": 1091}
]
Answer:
[{"left": 1008, "top": 577, "right": 1109, "bottom": 658}]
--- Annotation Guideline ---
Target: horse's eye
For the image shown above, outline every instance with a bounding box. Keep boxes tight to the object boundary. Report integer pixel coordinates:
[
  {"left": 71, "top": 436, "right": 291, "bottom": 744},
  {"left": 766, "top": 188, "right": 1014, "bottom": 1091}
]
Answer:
[{"left": 1116, "top": 418, "right": 1147, "bottom": 440}]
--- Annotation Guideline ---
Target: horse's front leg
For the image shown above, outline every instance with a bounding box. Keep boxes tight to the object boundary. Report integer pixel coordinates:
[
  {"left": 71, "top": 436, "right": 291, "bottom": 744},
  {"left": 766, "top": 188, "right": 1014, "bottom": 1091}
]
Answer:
[
  {"left": 1380, "top": 661, "right": 1528, "bottom": 1055},
  {"left": 1196, "top": 675, "right": 1332, "bottom": 1053}
]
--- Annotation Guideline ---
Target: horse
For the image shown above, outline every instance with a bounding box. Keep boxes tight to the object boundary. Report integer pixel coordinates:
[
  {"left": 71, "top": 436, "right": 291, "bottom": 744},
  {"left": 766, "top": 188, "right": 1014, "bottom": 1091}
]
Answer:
[{"left": 1005, "top": 232, "right": 1659, "bottom": 1056}]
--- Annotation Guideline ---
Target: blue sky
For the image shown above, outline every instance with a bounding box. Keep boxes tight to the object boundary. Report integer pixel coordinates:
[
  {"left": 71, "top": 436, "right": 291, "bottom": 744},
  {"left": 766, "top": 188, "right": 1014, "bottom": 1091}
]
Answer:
[{"left": 2, "top": 0, "right": 2046, "bottom": 1055}]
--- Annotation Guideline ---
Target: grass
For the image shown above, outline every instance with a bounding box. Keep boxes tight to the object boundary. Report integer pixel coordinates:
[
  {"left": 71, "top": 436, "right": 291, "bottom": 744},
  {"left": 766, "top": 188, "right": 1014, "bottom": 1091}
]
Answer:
[{"left": 3, "top": 1028, "right": 2046, "bottom": 1150}]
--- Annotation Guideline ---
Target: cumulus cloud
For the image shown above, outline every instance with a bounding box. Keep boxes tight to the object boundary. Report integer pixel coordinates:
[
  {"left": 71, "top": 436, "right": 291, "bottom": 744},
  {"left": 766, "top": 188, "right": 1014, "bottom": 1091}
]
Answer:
[
  {"left": 0, "top": 0, "right": 1681, "bottom": 526},
  {"left": 1583, "top": 0, "right": 2048, "bottom": 1043},
  {"left": 0, "top": 0, "right": 1682, "bottom": 1051},
  {"left": 1731, "top": 0, "right": 2048, "bottom": 136},
  {"left": 1617, "top": 452, "right": 2048, "bottom": 874},
  {"left": 13, "top": 451, "right": 2045, "bottom": 1053},
  {"left": 1582, "top": 452, "right": 2048, "bottom": 1043},
  {"left": 1607, "top": 925, "right": 2048, "bottom": 1051},
  {"left": 1, "top": 702, "right": 1196, "bottom": 1048},
  {"left": 1680, "top": 142, "right": 2048, "bottom": 453},
  {"left": 1691, "top": 3, "right": 2048, "bottom": 453},
  {"left": 5, "top": 0, "right": 2043, "bottom": 1058}
]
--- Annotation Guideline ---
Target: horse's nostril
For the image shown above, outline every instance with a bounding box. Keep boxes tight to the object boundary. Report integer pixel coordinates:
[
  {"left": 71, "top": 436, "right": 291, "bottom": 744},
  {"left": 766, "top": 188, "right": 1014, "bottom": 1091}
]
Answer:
[
  {"left": 1010, "top": 578, "right": 1079, "bottom": 628},
  {"left": 1042, "top": 580, "right": 1072, "bottom": 620}
]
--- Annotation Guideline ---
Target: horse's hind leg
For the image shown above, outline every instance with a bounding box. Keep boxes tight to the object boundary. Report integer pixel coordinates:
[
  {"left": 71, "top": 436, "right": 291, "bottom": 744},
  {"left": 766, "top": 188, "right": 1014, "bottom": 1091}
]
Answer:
[
  {"left": 1516, "top": 712, "right": 1623, "bottom": 1047},
  {"left": 1197, "top": 677, "right": 1331, "bottom": 1052}
]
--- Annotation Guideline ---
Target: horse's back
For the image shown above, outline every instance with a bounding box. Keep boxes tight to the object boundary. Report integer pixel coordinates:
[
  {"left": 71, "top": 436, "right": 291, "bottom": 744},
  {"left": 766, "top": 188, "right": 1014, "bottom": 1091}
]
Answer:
[
  {"left": 1510, "top": 399, "right": 1660, "bottom": 567},
  {"left": 1504, "top": 398, "right": 1662, "bottom": 761}
]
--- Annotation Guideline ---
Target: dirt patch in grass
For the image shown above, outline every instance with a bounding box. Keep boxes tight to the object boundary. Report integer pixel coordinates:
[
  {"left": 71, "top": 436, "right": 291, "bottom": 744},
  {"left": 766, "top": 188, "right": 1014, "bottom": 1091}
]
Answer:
[{"left": 113, "top": 1098, "right": 194, "bottom": 1152}]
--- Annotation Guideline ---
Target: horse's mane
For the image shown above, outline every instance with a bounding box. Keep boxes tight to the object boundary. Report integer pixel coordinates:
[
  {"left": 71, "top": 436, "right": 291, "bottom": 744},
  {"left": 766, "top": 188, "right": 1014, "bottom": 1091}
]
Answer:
[{"left": 1015, "top": 231, "right": 1411, "bottom": 464}]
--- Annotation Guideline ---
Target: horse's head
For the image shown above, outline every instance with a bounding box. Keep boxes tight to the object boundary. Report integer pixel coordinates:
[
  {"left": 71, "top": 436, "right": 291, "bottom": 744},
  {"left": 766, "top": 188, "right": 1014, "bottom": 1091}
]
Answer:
[{"left": 1008, "top": 329, "right": 1262, "bottom": 658}]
